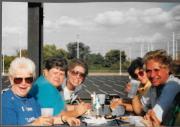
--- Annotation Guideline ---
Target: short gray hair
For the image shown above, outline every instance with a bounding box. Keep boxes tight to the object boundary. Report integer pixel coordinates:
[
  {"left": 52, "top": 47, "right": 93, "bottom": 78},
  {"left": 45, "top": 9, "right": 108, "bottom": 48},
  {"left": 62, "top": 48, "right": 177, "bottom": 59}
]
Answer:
[
  {"left": 143, "top": 49, "right": 173, "bottom": 73},
  {"left": 8, "top": 57, "right": 36, "bottom": 78}
]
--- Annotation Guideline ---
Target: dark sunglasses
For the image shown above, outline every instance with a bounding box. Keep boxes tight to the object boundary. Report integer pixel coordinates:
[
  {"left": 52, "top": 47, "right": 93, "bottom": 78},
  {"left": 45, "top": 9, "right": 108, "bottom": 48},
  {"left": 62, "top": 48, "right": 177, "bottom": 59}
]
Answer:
[
  {"left": 138, "top": 71, "right": 144, "bottom": 77},
  {"left": 135, "top": 71, "right": 144, "bottom": 79},
  {"left": 13, "top": 77, "right": 34, "bottom": 84},
  {"left": 70, "top": 70, "right": 85, "bottom": 78}
]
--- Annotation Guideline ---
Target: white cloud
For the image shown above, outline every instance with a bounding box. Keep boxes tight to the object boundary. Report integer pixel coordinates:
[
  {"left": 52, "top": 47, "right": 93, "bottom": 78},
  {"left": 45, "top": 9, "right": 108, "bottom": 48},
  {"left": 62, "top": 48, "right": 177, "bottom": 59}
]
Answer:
[
  {"left": 170, "top": 4, "right": 180, "bottom": 20},
  {"left": 44, "top": 16, "right": 83, "bottom": 30},
  {"left": 93, "top": 7, "right": 175, "bottom": 28},
  {"left": 56, "top": 16, "right": 83, "bottom": 27},
  {"left": 125, "top": 33, "right": 164, "bottom": 43},
  {"left": 142, "top": 8, "right": 171, "bottom": 24},
  {"left": 44, "top": 19, "right": 59, "bottom": 32},
  {"left": 45, "top": 15, "right": 97, "bottom": 31},
  {"left": 166, "top": 5, "right": 180, "bottom": 29},
  {"left": 44, "top": 5, "right": 180, "bottom": 32},
  {"left": 151, "top": 33, "right": 164, "bottom": 42},
  {"left": 3, "top": 2, "right": 180, "bottom": 57},
  {"left": 94, "top": 11, "right": 125, "bottom": 26},
  {"left": 125, "top": 8, "right": 140, "bottom": 23}
]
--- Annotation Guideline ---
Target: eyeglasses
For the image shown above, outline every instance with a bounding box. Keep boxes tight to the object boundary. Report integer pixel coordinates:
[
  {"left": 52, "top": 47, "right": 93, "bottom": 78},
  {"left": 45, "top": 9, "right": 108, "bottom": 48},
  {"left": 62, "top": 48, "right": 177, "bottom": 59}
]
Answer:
[
  {"left": 135, "top": 71, "right": 144, "bottom": 79},
  {"left": 13, "top": 77, "right": 34, "bottom": 84},
  {"left": 138, "top": 71, "right": 144, "bottom": 77},
  {"left": 70, "top": 70, "right": 85, "bottom": 78}
]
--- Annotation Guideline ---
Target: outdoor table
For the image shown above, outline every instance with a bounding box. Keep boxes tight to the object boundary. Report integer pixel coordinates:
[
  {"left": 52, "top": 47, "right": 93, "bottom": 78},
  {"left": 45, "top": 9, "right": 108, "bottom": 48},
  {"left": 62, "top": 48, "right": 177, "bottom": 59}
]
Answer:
[
  {"left": 56, "top": 97, "right": 135, "bottom": 126},
  {"left": 54, "top": 105, "right": 132, "bottom": 126},
  {"left": 80, "top": 105, "right": 132, "bottom": 126}
]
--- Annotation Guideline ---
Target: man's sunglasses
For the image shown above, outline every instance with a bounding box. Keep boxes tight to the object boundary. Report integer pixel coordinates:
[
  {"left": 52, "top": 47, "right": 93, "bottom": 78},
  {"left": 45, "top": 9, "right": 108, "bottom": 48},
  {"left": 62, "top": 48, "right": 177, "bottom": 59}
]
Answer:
[
  {"left": 70, "top": 70, "right": 85, "bottom": 78},
  {"left": 13, "top": 77, "right": 34, "bottom": 84}
]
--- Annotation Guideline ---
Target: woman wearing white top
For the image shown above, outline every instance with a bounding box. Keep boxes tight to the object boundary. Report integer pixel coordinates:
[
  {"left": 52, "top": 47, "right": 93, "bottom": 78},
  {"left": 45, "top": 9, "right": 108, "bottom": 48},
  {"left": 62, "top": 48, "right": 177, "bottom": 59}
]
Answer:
[{"left": 62, "top": 59, "right": 88, "bottom": 103}]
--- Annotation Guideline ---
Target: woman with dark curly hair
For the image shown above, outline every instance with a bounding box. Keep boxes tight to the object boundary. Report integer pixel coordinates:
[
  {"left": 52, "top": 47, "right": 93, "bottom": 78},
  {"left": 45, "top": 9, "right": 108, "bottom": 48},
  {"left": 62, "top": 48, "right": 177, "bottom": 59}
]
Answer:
[{"left": 110, "top": 57, "right": 151, "bottom": 115}]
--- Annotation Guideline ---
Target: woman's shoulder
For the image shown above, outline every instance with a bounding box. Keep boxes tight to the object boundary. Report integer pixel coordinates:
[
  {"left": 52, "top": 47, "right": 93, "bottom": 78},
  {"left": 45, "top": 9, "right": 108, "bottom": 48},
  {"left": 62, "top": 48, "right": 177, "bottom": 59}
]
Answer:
[
  {"left": 2, "top": 88, "right": 12, "bottom": 98},
  {"left": 2, "top": 89, "right": 16, "bottom": 107},
  {"left": 138, "top": 81, "right": 151, "bottom": 96},
  {"left": 34, "top": 75, "right": 46, "bottom": 85},
  {"left": 34, "top": 75, "right": 53, "bottom": 88}
]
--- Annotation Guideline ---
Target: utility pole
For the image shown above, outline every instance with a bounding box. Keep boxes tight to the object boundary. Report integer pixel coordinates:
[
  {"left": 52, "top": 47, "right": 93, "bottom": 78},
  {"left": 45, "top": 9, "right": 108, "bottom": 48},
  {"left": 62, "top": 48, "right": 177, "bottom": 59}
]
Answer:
[
  {"left": 147, "top": 43, "right": 150, "bottom": 52},
  {"left": 176, "top": 40, "right": 178, "bottom": 60},
  {"left": 150, "top": 42, "right": 153, "bottom": 51},
  {"left": 76, "top": 34, "right": 79, "bottom": 59},
  {"left": 19, "top": 32, "right": 22, "bottom": 58},
  {"left": 167, "top": 41, "right": 170, "bottom": 55},
  {"left": 173, "top": 32, "right": 175, "bottom": 60},
  {"left": 119, "top": 50, "right": 122, "bottom": 75},
  {"left": 129, "top": 46, "right": 131, "bottom": 63},
  {"left": 2, "top": 52, "right": 5, "bottom": 75},
  {"left": 140, "top": 43, "right": 143, "bottom": 57}
]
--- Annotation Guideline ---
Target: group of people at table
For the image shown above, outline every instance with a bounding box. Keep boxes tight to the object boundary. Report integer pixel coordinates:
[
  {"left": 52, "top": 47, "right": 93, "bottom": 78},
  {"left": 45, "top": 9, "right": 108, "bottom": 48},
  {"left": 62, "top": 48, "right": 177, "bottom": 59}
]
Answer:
[{"left": 1, "top": 49, "right": 180, "bottom": 126}]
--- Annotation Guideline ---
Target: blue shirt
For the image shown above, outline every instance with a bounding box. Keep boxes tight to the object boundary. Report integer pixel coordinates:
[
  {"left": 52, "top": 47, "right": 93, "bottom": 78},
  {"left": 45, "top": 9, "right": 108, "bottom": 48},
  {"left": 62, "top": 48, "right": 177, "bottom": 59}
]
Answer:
[
  {"left": 154, "top": 75, "right": 180, "bottom": 124},
  {"left": 29, "top": 75, "right": 65, "bottom": 116},
  {"left": 2, "top": 89, "right": 41, "bottom": 125}
]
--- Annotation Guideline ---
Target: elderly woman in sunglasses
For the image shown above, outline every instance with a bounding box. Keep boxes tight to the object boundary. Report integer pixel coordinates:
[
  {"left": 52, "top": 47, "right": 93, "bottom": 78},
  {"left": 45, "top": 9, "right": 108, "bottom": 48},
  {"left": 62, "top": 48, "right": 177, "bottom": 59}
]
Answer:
[
  {"left": 110, "top": 57, "right": 152, "bottom": 115},
  {"left": 2, "top": 57, "right": 53, "bottom": 126}
]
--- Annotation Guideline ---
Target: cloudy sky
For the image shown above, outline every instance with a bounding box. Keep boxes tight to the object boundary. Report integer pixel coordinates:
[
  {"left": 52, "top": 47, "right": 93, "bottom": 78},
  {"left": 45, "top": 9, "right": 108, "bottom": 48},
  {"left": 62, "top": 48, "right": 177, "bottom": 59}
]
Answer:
[{"left": 2, "top": 2, "right": 180, "bottom": 59}]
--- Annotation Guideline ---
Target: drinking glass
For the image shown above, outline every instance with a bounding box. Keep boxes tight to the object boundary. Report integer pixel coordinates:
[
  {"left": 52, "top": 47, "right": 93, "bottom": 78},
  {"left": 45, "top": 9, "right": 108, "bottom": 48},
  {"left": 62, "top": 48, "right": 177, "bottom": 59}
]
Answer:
[
  {"left": 41, "top": 108, "right": 54, "bottom": 116},
  {"left": 97, "top": 94, "right": 106, "bottom": 113},
  {"left": 128, "top": 79, "right": 140, "bottom": 98}
]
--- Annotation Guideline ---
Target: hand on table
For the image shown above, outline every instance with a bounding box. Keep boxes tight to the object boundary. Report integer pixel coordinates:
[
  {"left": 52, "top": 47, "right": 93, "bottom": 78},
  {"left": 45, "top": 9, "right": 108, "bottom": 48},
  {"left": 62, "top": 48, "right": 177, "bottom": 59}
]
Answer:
[
  {"left": 31, "top": 116, "right": 53, "bottom": 126},
  {"left": 144, "top": 109, "right": 161, "bottom": 127},
  {"left": 75, "top": 102, "right": 91, "bottom": 116},
  {"left": 110, "top": 98, "right": 123, "bottom": 111},
  {"left": 64, "top": 116, "right": 81, "bottom": 126},
  {"left": 53, "top": 115, "right": 81, "bottom": 126}
]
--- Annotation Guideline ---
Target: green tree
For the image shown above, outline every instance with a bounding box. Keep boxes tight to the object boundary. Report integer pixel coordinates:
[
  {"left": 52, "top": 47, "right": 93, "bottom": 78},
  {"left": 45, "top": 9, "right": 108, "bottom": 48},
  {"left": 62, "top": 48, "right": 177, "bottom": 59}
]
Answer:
[
  {"left": 4, "top": 55, "right": 16, "bottom": 71},
  {"left": 66, "top": 42, "right": 90, "bottom": 60},
  {"left": 16, "top": 49, "right": 28, "bottom": 57},
  {"left": 87, "top": 53, "right": 104, "bottom": 65},
  {"left": 104, "top": 50, "right": 127, "bottom": 68},
  {"left": 105, "top": 50, "right": 120, "bottom": 65},
  {"left": 43, "top": 44, "right": 68, "bottom": 61}
]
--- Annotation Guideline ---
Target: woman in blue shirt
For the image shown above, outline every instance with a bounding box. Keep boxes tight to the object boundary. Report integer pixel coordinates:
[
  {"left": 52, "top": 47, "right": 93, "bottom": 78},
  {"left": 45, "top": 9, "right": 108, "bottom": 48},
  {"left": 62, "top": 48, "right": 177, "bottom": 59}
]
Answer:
[
  {"left": 29, "top": 56, "right": 82, "bottom": 126},
  {"left": 2, "top": 57, "right": 53, "bottom": 126}
]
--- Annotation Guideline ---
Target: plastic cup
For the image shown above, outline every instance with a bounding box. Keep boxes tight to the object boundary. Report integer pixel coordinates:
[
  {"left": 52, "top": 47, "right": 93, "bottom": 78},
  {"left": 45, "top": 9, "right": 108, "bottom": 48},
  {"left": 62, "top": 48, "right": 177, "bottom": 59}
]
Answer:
[
  {"left": 97, "top": 94, "right": 106, "bottom": 105},
  {"left": 41, "top": 108, "right": 54, "bottom": 116},
  {"left": 112, "top": 105, "right": 125, "bottom": 116},
  {"left": 128, "top": 79, "right": 140, "bottom": 98}
]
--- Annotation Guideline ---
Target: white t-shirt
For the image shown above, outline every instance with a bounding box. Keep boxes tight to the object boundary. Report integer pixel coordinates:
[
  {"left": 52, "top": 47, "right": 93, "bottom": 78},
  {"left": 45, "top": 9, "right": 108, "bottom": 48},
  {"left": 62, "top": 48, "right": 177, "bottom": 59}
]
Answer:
[
  {"left": 63, "top": 86, "right": 74, "bottom": 101},
  {"left": 62, "top": 79, "right": 82, "bottom": 103}
]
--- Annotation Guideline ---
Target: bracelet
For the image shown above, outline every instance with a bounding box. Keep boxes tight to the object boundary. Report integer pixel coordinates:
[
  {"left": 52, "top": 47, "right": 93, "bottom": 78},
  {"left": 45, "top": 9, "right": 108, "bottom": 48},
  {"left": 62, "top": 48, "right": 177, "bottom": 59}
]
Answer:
[{"left": 61, "top": 115, "right": 65, "bottom": 123}]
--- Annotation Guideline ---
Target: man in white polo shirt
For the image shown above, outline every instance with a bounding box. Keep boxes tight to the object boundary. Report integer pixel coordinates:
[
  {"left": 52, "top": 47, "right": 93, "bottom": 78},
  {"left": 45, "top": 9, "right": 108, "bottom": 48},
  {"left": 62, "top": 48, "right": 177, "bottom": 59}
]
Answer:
[{"left": 143, "top": 49, "right": 180, "bottom": 126}]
